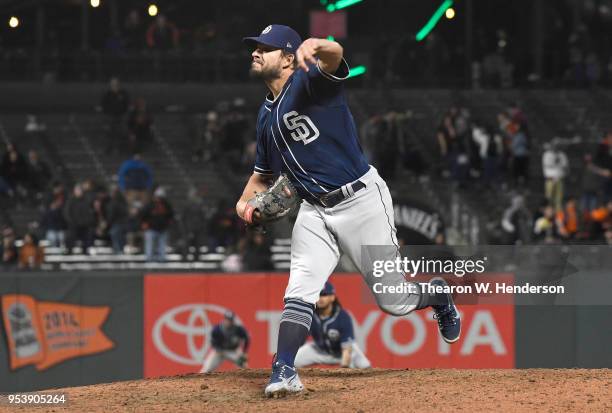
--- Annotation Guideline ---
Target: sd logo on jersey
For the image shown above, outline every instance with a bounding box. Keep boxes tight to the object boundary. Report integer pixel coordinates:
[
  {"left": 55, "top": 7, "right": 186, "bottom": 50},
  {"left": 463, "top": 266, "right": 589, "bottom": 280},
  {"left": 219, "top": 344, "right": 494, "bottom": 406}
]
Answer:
[{"left": 283, "top": 111, "right": 320, "bottom": 145}]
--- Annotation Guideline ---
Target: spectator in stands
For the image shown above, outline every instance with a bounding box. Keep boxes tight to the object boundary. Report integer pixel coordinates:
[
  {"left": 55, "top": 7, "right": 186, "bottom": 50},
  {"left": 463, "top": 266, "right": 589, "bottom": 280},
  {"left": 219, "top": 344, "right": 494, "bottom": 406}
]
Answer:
[
  {"left": 241, "top": 141, "right": 257, "bottom": 176},
  {"left": 208, "top": 199, "right": 241, "bottom": 251},
  {"left": 125, "top": 204, "right": 143, "bottom": 254},
  {"left": 452, "top": 107, "right": 470, "bottom": 139},
  {"left": 542, "top": 141, "right": 569, "bottom": 211},
  {"left": 193, "top": 111, "right": 222, "bottom": 163},
  {"left": 193, "top": 22, "right": 219, "bottom": 53},
  {"left": 497, "top": 112, "right": 512, "bottom": 135},
  {"left": 26, "top": 150, "right": 51, "bottom": 200},
  {"left": 101, "top": 77, "right": 130, "bottom": 154},
  {"left": 437, "top": 116, "right": 452, "bottom": 174},
  {"left": 24, "top": 115, "right": 45, "bottom": 134},
  {"left": 374, "top": 112, "right": 401, "bottom": 182},
  {"left": 589, "top": 132, "right": 612, "bottom": 202},
  {"left": 81, "top": 178, "right": 99, "bottom": 210},
  {"left": 472, "top": 123, "right": 503, "bottom": 187},
  {"left": 0, "top": 175, "right": 12, "bottom": 198},
  {"left": 606, "top": 228, "right": 612, "bottom": 245},
  {"left": 509, "top": 123, "right": 529, "bottom": 185},
  {"left": 496, "top": 112, "right": 513, "bottom": 175},
  {"left": 1, "top": 226, "right": 18, "bottom": 269},
  {"left": 18, "top": 233, "right": 44, "bottom": 270},
  {"left": 127, "top": 98, "right": 153, "bottom": 155},
  {"left": 359, "top": 114, "right": 381, "bottom": 164},
  {"left": 438, "top": 113, "right": 469, "bottom": 184},
  {"left": 242, "top": 232, "right": 273, "bottom": 271},
  {"left": 64, "top": 183, "right": 96, "bottom": 253},
  {"left": 146, "top": 15, "right": 180, "bottom": 50},
  {"left": 93, "top": 189, "right": 110, "bottom": 242},
  {"left": 556, "top": 197, "right": 579, "bottom": 240},
  {"left": 533, "top": 203, "right": 561, "bottom": 244},
  {"left": 220, "top": 101, "right": 249, "bottom": 170},
  {"left": 124, "top": 9, "right": 145, "bottom": 50},
  {"left": 582, "top": 153, "right": 603, "bottom": 218},
  {"left": 105, "top": 185, "right": 129, "bottom": 254},
  {"left": 1, "top": 143, "right": 29, "bottom": 198},
  {"left": 118, "top": 153, "right": 153, "bottom": 206},
  {"left": 508, "top": 102, "right": 528, "bottom": 134},
  {"left": 501, "top": 194, "right": 531, "bottom": 244},
  {"left": 141, "top": 187, "right": 174, "bottom": 262},
  {"left": 41, "top": 187, "right": 67, "bottom": 248},
  {"left": 180, "top": 187, "right": 210, "bottom": 260},
  {"left": 43, "top": 180, "right": 66, "bottom": 206},
  {"left": 589, "top": 200, "right": 612, "bottom": 241}
]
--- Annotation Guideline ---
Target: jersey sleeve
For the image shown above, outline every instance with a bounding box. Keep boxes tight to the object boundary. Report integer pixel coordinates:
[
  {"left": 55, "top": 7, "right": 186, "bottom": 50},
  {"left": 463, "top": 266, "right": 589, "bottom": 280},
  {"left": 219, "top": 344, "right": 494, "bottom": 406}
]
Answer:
[
  {"left": 254, "top": 139, "right": 273, "bottom": 175},
  {"left": 338, "top": 310, "right": 355, "bottom": 348},
  {"left": 304, "top": 58, "right": 350, "bottom": 104},
  {"left": 238, "top": 326, "right": 250, "bottom": 352},
  {"left": 211, "top": 325, "right": 224, "bottom": 349},
  {"left": 254, "top": 109, "right": 274, "bottom": 176}
]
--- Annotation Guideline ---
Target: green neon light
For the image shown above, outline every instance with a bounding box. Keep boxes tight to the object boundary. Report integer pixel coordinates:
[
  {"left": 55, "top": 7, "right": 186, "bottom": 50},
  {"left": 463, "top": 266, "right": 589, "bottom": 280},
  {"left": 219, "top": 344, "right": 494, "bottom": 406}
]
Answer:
[
  {"left": 347, "top": 65, "right": 366, "bottom": 78},
  {"left": 326, "top": 0, "right": 363, "bottom": 12},
  {"left": 415, "top": 0, "right": 453, "bottom": 42},
  {"left": 327, "top": 35, "right": 335, "bottom": 41}
]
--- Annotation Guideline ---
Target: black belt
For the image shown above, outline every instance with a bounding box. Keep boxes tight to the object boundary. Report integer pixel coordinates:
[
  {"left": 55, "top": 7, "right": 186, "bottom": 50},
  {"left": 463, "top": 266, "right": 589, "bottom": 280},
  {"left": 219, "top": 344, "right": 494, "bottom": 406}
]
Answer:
[{"left": 316, "top": 180, "right": 366, "bottom": 208}]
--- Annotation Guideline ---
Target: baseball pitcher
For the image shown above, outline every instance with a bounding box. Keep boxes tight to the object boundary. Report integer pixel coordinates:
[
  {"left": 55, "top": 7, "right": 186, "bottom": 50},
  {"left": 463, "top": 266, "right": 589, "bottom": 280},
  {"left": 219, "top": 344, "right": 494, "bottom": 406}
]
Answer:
[{"left": 236, "top": 24, "right": 461, "bottom": 397}]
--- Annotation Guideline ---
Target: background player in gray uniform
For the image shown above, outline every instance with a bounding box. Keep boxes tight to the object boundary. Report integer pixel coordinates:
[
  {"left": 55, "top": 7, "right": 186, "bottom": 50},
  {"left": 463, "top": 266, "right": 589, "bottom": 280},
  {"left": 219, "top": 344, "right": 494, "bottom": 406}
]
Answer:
[
  {"left": 199, "top": 311, "right": 250, "bottom": 373},
  {"left": 295, "top": 282, "right": 370, "bottom": 369},
  {"left": 236, "top": 24, "right": 460, "bottom": 397}
]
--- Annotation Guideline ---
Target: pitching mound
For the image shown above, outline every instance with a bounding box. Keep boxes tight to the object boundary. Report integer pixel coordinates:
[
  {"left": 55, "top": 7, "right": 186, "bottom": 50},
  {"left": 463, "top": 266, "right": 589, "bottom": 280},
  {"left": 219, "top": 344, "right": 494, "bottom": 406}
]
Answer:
[{"left": 9, "top": 369, "right": 612, "bottom": 413}]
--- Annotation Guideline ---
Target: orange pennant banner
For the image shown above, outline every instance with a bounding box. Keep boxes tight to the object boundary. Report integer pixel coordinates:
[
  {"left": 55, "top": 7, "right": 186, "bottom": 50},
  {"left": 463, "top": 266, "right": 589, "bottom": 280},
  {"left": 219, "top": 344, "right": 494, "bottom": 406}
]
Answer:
[{"left": 1, "top": 295, "right": 114, "bottom": 371}]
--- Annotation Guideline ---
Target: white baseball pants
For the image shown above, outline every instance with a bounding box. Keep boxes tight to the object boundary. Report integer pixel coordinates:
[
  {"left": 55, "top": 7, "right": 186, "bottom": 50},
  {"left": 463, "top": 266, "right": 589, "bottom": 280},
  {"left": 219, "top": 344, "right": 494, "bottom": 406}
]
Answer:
[
  {"left": 285, "top": 166, "right": 420, "bottom": 315},
  {"left": 200, "top": 349, "right": 244, "bottom": 373},
  {"left": 294, "top": 342, "right": 371, "bottom": 369}
]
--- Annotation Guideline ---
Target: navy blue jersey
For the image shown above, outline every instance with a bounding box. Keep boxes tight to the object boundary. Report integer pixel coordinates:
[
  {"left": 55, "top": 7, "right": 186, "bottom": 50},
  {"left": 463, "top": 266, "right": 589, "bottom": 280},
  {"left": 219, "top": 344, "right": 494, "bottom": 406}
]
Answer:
[
  {"left": 310, "top": 305, "right": 354, "bottom": 357},
  {"left": 253, "top": 59, "right": 369, "bottom": 203},
  {"left": 211, "top": 323, "right": 250, "bottom": 352}
]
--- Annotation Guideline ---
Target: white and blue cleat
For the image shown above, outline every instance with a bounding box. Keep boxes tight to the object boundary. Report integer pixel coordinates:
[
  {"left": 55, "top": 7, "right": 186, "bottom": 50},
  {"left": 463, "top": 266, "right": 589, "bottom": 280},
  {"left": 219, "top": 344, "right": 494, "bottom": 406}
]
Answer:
[
  {"left": 264, "top": 359, "right": 304, "bottom": 398},
  {"left": 430, "top": 277, "right": 461, "bottom": 343}
]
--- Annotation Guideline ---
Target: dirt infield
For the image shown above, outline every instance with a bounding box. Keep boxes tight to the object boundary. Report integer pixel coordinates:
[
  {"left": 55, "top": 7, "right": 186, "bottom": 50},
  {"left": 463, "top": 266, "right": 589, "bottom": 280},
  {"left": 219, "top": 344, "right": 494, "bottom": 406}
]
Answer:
[{"left": 5, "top": 369, "right": 611, "bottom": 413}]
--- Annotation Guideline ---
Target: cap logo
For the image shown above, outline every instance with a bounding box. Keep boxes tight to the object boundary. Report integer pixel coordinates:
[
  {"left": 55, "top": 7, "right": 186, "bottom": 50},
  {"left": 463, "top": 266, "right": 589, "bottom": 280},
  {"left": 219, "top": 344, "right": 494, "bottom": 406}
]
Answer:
[
  {"left": 286, "top": 42, "right": 292, "bottom": 48},
  {"left": 262, "top": 25, "right": 272, "bottom": 34}
]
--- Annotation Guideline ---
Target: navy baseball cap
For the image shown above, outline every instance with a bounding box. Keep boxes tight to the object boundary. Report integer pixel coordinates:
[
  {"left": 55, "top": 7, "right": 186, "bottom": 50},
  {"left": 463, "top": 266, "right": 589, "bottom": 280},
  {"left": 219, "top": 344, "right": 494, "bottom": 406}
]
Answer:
[
  {"left": 320, "top": 282, "right": 336, "bottom": 296},
  {"left": 243, "top": 24, "right": 302, "bottom": 54}
]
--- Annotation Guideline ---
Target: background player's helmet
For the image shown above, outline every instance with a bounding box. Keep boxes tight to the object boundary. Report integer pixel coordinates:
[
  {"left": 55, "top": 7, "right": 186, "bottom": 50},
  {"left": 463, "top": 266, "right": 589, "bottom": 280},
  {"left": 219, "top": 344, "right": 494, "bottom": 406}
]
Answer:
[
  {"left": 224, "top": 310, "right": 236, "bottom": 322},
  {"left": 243, "top": 24, "right": 302, "bottom": 53},
  {"left": 320, "top": 282, "right": 336, "bottom": 296}
]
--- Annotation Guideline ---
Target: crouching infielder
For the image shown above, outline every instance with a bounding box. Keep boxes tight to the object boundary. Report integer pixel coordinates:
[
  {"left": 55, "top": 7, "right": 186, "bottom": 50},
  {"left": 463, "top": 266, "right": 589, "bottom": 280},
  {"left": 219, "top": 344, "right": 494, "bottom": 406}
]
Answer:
[
  {"left": 200, "top": 311, "right": 250, "bottom": 373},
  {"left": 295, "top": 282, "right": 370, "bottom": 369}
]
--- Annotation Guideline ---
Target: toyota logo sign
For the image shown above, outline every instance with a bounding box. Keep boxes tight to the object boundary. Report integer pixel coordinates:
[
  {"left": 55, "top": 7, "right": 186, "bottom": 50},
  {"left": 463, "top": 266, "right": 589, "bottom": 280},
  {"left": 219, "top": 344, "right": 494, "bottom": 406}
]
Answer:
[{"left": 152, "top": 303, "right": 241, "bottom": 366}]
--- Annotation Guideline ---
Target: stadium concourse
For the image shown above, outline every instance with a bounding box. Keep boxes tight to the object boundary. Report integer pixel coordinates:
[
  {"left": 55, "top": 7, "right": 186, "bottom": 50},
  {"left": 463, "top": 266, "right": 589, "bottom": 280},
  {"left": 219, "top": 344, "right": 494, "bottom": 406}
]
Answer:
[{"left": 2, "top": 87, "right": 612, "bottom": 271}]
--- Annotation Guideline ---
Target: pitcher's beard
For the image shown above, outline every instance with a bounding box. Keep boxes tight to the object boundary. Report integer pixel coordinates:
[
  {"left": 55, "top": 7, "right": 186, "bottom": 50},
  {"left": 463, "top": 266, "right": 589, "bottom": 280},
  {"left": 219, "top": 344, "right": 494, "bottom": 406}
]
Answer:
[{"left": 249, "top": 64, "right": 281, "bottom": 81}]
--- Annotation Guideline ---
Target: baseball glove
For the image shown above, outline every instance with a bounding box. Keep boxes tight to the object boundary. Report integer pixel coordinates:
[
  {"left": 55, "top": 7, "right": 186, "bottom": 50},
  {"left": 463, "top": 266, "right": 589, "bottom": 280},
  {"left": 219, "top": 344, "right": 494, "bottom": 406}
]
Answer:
[
  {"left": 244, "top": 174, "right": 301, "bottom": 224},
  {"left": 236, "top": 353, "right": 248, "bottom": 368}
]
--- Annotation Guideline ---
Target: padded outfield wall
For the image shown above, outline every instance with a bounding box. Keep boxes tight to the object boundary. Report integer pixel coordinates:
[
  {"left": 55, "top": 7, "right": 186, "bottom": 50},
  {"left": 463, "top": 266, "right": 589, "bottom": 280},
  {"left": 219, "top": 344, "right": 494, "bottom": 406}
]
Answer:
[{"left": 1, "top": 271, "right": 610, "bottom": 392}]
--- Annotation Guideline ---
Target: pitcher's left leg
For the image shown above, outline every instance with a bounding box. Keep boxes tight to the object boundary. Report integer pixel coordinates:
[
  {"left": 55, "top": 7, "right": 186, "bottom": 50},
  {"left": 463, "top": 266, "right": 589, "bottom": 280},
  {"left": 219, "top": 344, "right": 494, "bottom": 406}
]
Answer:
[
  {"left": 334, "top": 179, "right": 421, "bottom": 316},
  {"left": 334, "top": 176, "right": 461, "bottom": 342}
]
